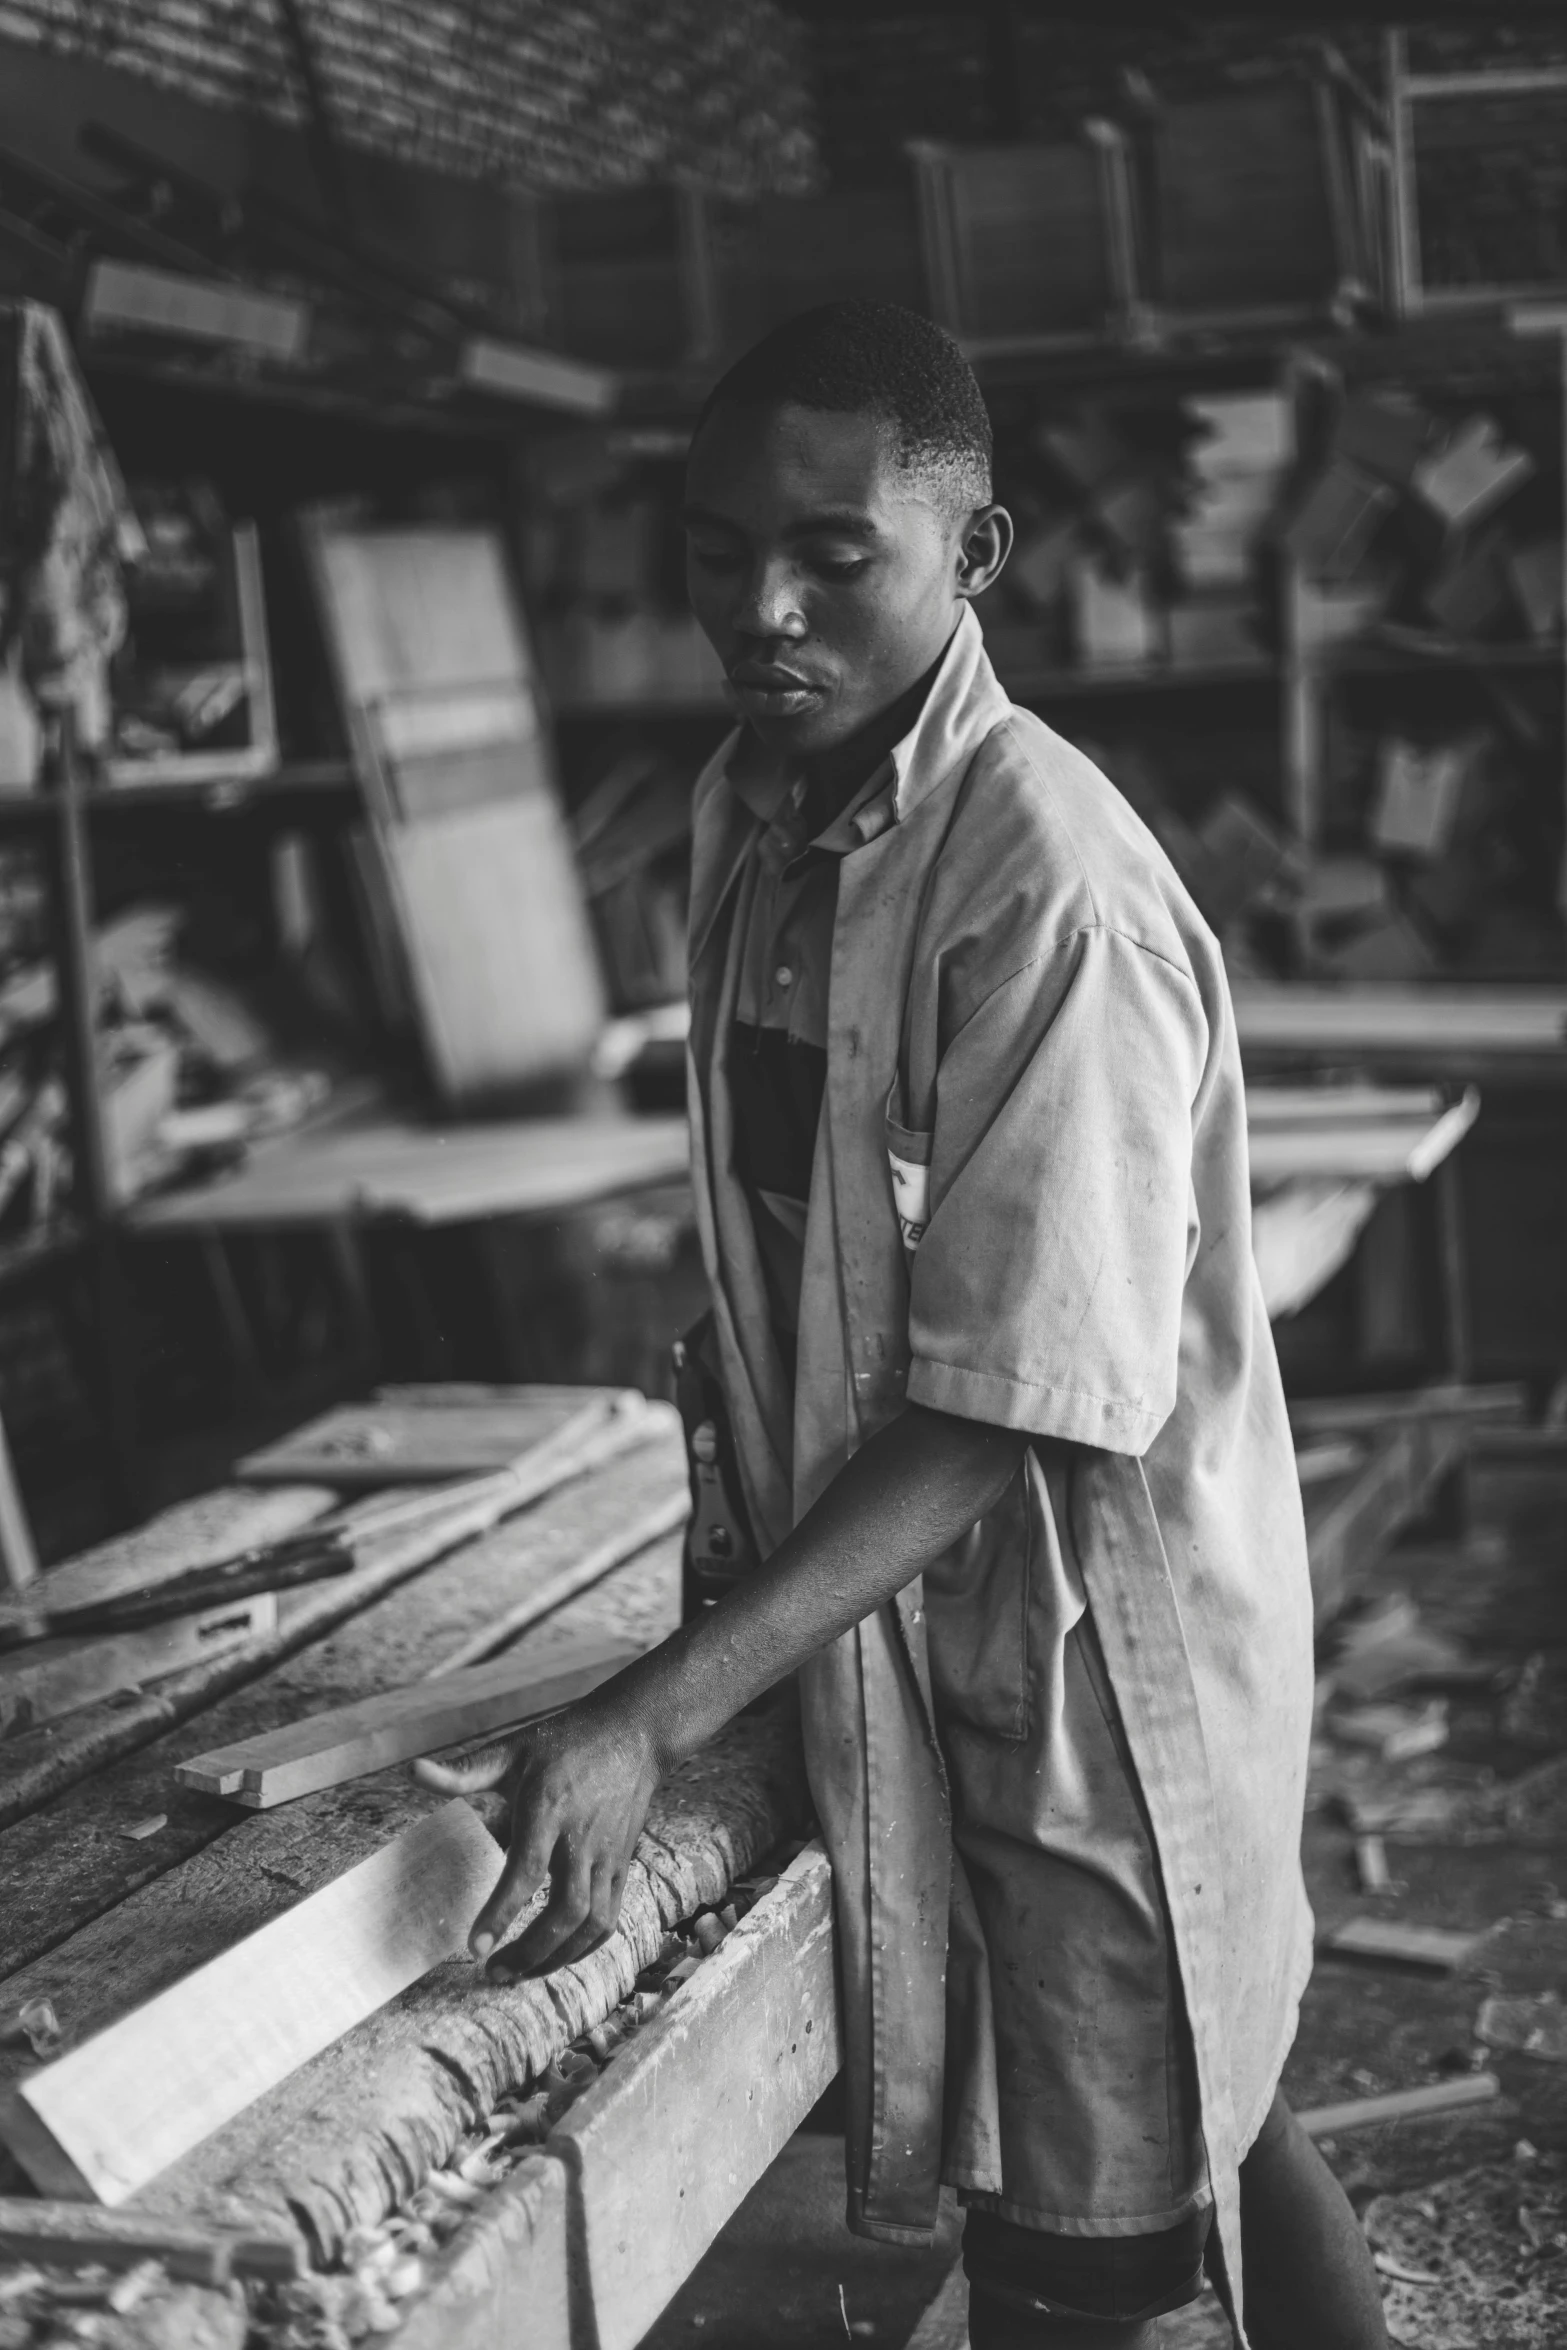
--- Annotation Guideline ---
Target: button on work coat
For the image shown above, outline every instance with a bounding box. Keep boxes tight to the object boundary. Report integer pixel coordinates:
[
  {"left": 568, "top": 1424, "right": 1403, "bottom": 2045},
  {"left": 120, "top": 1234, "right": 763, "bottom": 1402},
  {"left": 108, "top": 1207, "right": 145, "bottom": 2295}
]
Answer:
[{"left": 685, "top": 610, "right": 1315, "bottom": 2344}]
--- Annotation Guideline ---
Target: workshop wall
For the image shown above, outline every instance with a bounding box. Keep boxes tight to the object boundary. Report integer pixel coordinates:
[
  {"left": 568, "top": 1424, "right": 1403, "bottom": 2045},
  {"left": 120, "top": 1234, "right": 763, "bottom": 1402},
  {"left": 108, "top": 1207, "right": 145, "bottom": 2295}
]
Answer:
[{"left": 0, "top": 0, "right": 819, "bottom": 196}]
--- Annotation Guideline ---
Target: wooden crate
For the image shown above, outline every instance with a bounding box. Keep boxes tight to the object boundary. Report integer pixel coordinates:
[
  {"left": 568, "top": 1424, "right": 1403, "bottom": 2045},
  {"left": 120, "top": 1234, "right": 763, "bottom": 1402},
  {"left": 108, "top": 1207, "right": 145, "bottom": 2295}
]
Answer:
[
  {"left": 1133, "top": 70, "right": 1385, "bottom": 333},
  {"left": 907, "top": 130, "right": 1138, "bottom": 351},
  {"left": 104, "top": 522, "right": 278, "bottom": 790},
  {"left": 1387, "top": 33, "right": 1567, "bottom": 313}
]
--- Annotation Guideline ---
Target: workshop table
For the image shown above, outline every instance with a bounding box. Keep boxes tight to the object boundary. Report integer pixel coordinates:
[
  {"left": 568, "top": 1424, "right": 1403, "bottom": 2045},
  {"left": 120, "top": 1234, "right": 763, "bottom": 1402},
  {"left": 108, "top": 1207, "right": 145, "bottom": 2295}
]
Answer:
[{"left": 0, "top": 1385, "right": 828, "bottom": 2350}]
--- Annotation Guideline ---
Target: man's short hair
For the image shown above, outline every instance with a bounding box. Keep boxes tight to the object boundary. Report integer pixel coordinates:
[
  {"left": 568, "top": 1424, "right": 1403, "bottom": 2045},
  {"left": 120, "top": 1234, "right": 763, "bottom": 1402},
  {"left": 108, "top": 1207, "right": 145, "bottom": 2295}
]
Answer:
[{"left": 694, "top": 300, "right": 993, "bottom": 519}]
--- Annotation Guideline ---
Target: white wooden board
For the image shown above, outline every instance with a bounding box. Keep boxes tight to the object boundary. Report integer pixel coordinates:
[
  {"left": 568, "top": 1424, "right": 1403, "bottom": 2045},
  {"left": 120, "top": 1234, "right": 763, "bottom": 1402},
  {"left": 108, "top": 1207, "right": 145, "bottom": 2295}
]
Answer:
[{"left": 0, "top": 1801, "right": 502, "bottom": 2204}]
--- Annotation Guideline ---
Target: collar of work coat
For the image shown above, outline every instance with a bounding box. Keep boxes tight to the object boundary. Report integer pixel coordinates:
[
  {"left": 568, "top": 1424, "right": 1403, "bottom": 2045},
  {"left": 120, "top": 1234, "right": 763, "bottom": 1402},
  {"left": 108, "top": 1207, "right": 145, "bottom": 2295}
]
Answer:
[{"left": 684, "top": 609, "right": 1253, "bottom": 2335}]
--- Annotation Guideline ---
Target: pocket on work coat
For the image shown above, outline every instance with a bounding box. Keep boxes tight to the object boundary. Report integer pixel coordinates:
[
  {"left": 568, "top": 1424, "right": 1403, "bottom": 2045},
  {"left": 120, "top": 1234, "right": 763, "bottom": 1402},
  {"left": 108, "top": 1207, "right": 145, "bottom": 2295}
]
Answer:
[
  {"left": 923, "top": 1464, "right": 1032, "bottom": 1741},
  {"left": 885, "top": 1106, "right": 932, "bottom": 1255}
]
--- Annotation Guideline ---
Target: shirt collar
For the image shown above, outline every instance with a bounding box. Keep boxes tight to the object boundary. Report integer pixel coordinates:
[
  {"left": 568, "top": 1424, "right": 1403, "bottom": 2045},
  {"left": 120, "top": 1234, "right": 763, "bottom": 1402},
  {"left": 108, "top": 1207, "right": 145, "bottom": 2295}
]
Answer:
[{"left": 722, "top": 606, "right": 1009, "bottom": 849}]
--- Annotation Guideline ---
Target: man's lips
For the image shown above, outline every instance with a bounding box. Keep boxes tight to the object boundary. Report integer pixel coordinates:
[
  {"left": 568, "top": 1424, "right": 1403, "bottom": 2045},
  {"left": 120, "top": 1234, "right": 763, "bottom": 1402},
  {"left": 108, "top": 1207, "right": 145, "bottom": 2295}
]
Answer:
[{"left": 725, "top": 664, "right": 828, "bottom": 714}]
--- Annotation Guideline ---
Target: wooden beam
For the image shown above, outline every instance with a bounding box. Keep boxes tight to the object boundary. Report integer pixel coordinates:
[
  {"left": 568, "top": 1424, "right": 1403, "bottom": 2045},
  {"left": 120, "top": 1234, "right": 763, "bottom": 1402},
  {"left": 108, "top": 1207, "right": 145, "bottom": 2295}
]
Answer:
[
  {"left": 1291, "top": 1381, "right": 1528, "bottom": 1436},
  {"left": 398, "top": 1845, "right": 840, "bottom": 2350},
  {"left": 393, "top": 2156, "right": 569, "bottom": 2350},
  {"left": 546, "top": 1846, "right": 839, "bottom": 2350},
  {"left": 0, "top": 2196, "right": 300, "bottom": 2284},
  {"left": 0, "top": 1800, "right": 502, "bottom": 2204},
  {"left": 174, "top": 1633, "right": 638, "bottom": 1807},
  {"left": 1295, "top": 2072, "right": 1501, "bottom": 2139}
]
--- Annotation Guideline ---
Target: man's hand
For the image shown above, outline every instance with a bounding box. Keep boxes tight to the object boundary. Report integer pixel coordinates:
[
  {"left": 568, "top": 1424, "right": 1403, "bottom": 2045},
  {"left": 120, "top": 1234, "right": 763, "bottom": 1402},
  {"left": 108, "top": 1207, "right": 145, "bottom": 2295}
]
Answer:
[
  {"left": 419, "top": 1404, "right": 1028, "bottom": 1983},
  {"left": 415, "top": 1692, "right": 662, "bottom": 1976}
]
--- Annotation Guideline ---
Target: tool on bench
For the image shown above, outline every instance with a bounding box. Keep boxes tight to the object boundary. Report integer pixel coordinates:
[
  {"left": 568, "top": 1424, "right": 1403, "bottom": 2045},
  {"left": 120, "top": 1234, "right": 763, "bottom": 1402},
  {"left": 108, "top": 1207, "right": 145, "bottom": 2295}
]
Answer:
[
  {"left": 0, "top": 1467, "right": 552, "bottom": 1648},
  {"left": 0, "top": 1526, "right": 357, "bottom": 1648}
]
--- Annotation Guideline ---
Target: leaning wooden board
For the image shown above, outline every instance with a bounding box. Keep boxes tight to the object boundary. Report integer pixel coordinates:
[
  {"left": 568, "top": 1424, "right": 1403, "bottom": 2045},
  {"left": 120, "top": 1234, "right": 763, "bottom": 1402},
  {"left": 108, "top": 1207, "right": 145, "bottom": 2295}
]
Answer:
[{"left": 0, "top": 1803, "right": 504, "bottom": 2202}]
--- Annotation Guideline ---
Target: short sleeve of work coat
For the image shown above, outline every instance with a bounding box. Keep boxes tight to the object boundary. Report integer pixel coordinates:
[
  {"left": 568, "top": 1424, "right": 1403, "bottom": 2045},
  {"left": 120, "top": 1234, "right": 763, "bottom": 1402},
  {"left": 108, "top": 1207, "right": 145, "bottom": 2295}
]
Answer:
[{"left": 904, "top": 924, "right": 1208, "bottom": 1458}]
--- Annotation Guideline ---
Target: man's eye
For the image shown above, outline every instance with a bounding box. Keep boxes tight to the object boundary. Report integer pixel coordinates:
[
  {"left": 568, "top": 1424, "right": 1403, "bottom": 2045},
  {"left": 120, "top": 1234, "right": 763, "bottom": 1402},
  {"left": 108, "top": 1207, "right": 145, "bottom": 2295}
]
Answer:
[
  {"left": 687, "top": 539, "right": 742, "bottom": 570},
  {"left": 812, "top": 555, "right": 870, "bottom": 582}
]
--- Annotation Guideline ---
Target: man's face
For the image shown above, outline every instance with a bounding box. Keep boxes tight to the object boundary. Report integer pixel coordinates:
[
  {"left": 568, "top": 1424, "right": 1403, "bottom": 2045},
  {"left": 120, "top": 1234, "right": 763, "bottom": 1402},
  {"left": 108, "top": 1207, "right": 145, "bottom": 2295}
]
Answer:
[{"left": 683, "top": 401, "right": 1007, "bottom": 759}]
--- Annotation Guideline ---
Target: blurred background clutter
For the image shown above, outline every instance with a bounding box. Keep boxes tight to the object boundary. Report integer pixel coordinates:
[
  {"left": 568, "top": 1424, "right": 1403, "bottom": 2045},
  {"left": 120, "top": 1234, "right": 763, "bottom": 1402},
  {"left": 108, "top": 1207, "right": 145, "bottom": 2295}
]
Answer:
[{"left": 0, "top": 9, "right": 1557, "bottom": 1560}]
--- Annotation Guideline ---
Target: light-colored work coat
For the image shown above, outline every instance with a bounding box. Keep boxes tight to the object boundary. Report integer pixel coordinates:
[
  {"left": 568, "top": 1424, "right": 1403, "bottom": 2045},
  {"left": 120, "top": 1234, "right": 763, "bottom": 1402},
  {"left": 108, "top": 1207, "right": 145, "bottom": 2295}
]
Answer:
[{"left": 684, "top": 609, "right": 1315, "bottom": 2342}]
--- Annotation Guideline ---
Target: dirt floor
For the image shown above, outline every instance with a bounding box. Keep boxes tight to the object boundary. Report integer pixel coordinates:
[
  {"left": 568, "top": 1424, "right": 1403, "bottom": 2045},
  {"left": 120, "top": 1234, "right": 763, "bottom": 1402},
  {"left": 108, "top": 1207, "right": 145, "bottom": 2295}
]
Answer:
[{"left": 648, "top": 1453, "right": 1567, "bottom": 2349}]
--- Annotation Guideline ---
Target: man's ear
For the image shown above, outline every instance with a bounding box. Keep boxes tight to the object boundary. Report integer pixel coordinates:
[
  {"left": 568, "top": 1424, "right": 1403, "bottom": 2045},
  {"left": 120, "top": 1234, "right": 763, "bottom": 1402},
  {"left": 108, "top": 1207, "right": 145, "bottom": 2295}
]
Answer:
[{"left": 955, "top": 504, "right": 1013, "bottom": 600}]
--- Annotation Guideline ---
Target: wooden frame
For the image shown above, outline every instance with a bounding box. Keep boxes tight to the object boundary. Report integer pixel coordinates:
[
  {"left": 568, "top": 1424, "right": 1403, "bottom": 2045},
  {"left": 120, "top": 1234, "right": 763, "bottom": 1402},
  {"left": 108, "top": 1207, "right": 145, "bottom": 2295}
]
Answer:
[
  {"left": 907, "top": 127, "right": 1141, "bottom": 355},
  {"left": 1387, "top": 29, "right": 1567, "bottom": 316},
  {"left": 104, "top": 521, "right": 279, "bottom": 791},
  {"left": 1130, "top": 62, "right": 1387, "bottom": 337}
]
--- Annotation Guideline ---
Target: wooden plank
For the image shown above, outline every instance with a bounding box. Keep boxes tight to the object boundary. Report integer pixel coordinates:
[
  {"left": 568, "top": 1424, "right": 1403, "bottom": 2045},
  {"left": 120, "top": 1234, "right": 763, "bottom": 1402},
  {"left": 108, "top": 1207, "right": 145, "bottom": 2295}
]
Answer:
[
  {"left": 1232, "top": 982, "right": 1567, "bottom": 1060},
  {"left": 0, "top": 1412, "right": 39, "bottom": 1592},
  {"left": 457, "top": 334, "right": 617, "bottom": 414},
  {"left": 434, "top": 1492, "right": 687, "bottom": 1672},
  {"left": 1295, "top": 2073, "right": 1501, "bottom": 2139},
  {"left": 174, "top": 1634, "right": 638, "bottom": 1806},
  {"left": 0, "top": 1440, "right": 684, "bottom": 1981},
  {"left": 394, "top": 2155, "right": 570, "bottom": 2350},
  {"left": 236, "top": 1388, "right": 615, "bottom": 1488},
  {"left": 1245, "top": 1083, "right": 1443, "bottom": 1126},
  {"left": 129, "top": 1112, "right": 690, "bottom": 1230},
  {"left": 1319, "top": 1915, "right": 1489, "bottom": 1972},
  {"left": 0, "top": 2197, "right": 300, "bottom": 2284},
  {"left": 1305, "top": 1414, "right": 1469, "bottom": 1627},
  {"left": 0, "top": 1486, "right": 334, "bottom": 1649},
  {"left": 1246, "top": 1089, "right": 1478, "bottom": 1185},
  {"left": 82, "top": 257, "right": 309, "bottom": 361},
  {"left": 0, "top": 1801, "right": 503, "bottom": 2204},
  {"left": 1291, "top": 1382, "right": 1528, "bottom": 1436},
  {"left": 1252, "top": 1179, "right": 1378, "bottom": 1320},
  {"left": 0, "top": 1592, "right": 276, "bottom": 1741},
  {"left": 542, "top": 1845, "right": 840, "bottom": 2350}
]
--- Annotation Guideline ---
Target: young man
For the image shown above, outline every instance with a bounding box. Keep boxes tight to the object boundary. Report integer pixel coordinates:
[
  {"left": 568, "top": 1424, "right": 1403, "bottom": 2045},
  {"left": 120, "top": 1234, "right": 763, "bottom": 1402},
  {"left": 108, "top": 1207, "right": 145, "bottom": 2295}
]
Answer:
[{"left": 422, "top": 303, "right": 1387, "bottom": 2350}]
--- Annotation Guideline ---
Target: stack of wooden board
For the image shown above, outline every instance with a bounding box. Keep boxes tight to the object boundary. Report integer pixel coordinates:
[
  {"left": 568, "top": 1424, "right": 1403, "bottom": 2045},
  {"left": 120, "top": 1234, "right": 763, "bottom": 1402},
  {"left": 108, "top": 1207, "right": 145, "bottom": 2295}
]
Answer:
[{"left": 0, "top": 1382, "right": 834, "bottom": 2350}]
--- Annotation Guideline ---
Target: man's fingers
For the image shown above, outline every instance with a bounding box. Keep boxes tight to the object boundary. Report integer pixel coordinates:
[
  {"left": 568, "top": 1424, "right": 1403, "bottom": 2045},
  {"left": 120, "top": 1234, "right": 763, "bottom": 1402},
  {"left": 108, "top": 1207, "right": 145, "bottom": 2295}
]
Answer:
[
  {"left": 469, "top": 1816, "right": 558, "bottom": 1959},
  {"left": 413, "top": 1739, "right": 516, "bottom": 1796},
  {"left": 497, "top": 1857, "right": 623, "bottom": 1980},
  {"left": 487, "top": 1844, "right": 600, "bottom": 1979}
]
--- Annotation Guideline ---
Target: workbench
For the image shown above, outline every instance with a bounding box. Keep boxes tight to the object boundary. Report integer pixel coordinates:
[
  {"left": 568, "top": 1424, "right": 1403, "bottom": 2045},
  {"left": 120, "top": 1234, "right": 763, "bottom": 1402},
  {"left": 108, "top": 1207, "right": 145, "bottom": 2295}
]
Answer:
[
  {"left": 0, "top": 1063, "right": 1504, "bottom": 2346},
  {"left": 0, "top": 1387, "right": 828, "bottom": 2350}
]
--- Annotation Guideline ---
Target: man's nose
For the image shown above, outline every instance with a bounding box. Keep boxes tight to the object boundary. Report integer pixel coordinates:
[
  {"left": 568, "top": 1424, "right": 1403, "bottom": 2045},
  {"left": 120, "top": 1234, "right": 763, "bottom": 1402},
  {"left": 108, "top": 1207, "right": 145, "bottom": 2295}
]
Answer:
[{"left": 732, "top": 558, "right": 807, "bottom": 642}]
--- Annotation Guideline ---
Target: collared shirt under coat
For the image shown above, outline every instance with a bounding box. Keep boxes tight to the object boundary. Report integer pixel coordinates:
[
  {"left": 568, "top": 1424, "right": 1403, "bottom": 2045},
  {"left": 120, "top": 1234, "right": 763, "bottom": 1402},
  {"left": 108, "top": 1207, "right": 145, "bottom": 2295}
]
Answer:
[{"left": 683, "top": 609, "right": 1315, "bottom": 2346}]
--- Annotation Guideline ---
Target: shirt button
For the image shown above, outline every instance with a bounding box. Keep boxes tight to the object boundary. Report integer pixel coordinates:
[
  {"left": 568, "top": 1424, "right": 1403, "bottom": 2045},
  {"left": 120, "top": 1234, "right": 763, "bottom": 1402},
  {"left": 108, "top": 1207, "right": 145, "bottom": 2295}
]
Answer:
[{"left": 773, "top": 965, "right": 794, "bottom": 989}]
